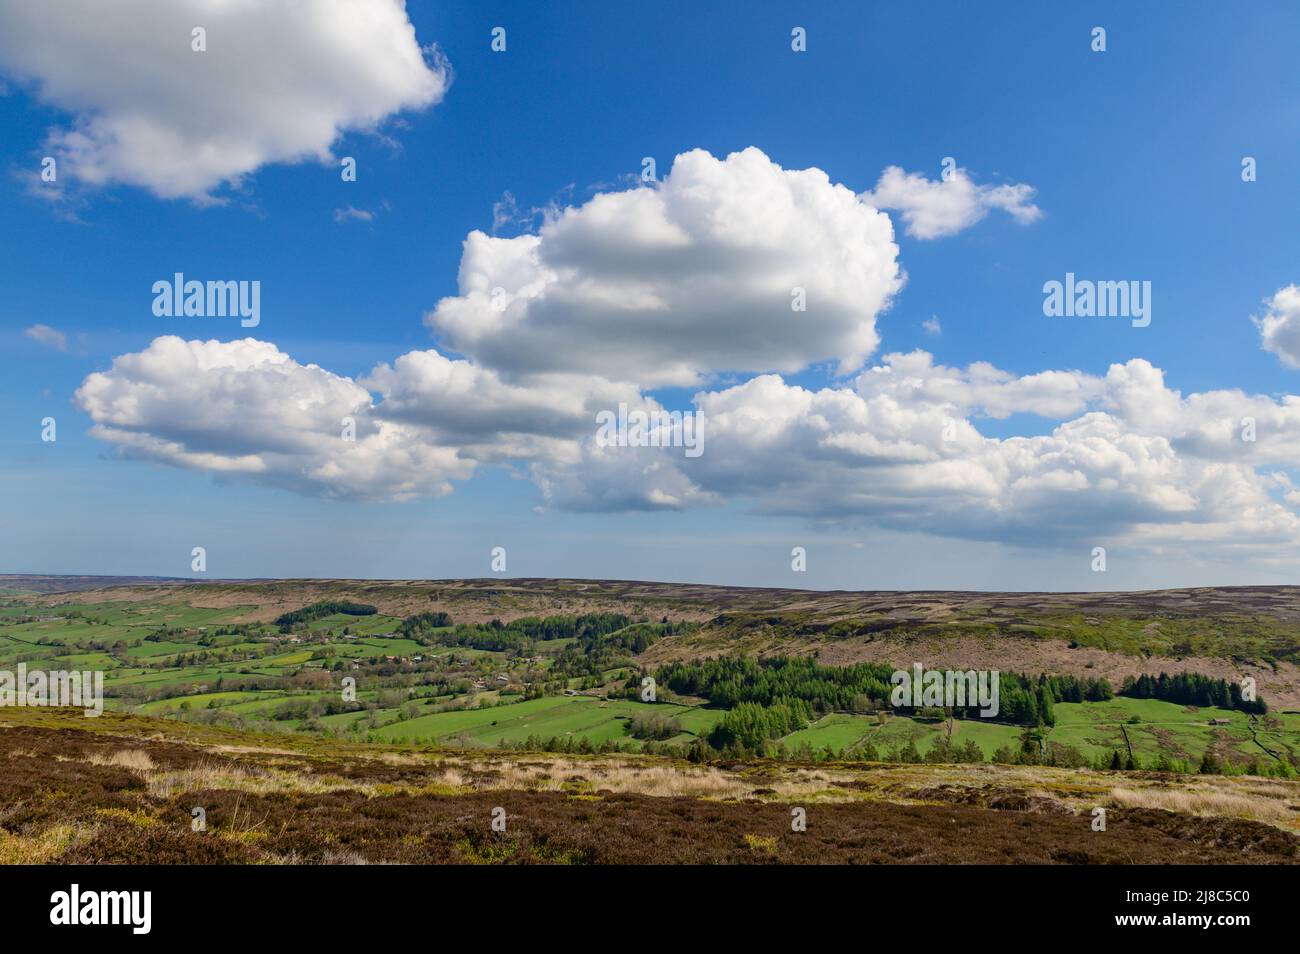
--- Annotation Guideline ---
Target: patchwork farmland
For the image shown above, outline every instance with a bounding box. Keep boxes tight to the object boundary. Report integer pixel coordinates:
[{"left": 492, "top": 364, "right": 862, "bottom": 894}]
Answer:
[{"left": 2, "top": 577, "right": 1299, "bottom": 864}]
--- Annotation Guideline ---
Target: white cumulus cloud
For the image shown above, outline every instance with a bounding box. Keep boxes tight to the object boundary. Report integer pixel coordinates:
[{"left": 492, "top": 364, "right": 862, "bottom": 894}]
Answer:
[
  {"left": 73, "top": 335, "right": 1300, "bottom": 558},
  {"left": 74, "top": 336, "right": 473, "bottom": 500},
  {"left": 426, "top": 147, "right": 904, "bottom": 387},
  {"left": 539, "top": 353, "right": 1300, "bottom": 556},
  {"left": 1254, "top": 285, "right": 1300, "bottom": 368},
  {"left": 863, "top": 166, "right": 1042, "bottom": 240},
  {"left": 0, "top": 0, "right": 448, "bottom": 201}
]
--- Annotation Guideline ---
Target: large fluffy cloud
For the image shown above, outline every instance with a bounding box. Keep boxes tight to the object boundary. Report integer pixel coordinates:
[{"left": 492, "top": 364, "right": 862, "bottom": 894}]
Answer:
[
  {"left": 74, "top": 337, "right": 472, "bottom": 500},
  {"left": 74, "top": 335, "right": 1300, "bottom": 554},
  {"left": 426, "top": 147, "right": 904, "bottom": 386},
  {"left": 863, "top": 166, "right": 1042, "bottom": 239},
  {"left": 545, "top": 355, "right": 1300, "bottom": 552},
  {"left": 0, "top": 0, "right": 447, "bottom": 200},
  {"left": 74, "top": 336, "right": 672, "bottom": 502},
  {"left": 360, "top": 349, "right": 651, "bottom": 467}
]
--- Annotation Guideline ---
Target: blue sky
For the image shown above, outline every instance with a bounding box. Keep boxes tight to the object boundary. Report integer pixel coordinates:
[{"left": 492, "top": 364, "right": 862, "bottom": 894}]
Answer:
[{"left": 3, "top": 1, "right": 1300, "bottom": 590}]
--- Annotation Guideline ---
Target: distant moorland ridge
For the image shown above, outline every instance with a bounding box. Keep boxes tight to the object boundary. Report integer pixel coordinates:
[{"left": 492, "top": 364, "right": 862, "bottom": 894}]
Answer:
[{"left": 4, "top": 575, "right": 1300, "bottom": 708}]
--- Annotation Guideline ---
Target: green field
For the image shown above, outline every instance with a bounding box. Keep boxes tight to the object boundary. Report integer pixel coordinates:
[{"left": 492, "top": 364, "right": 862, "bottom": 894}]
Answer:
[
  {"left": 372, "top": 696, "right": 706, "bottom": 747},
  {"left": 781, "top": 713, "right": 877, "bottom": 751},
  {"left": 3, "top": 589, "right": 1299, "bottom": 774},
  {"left": 137, "top": 690, "right": 275, "bottom": 714},
  {"left": 774, "top": 698, "right": 1285, "bottom": 764}
]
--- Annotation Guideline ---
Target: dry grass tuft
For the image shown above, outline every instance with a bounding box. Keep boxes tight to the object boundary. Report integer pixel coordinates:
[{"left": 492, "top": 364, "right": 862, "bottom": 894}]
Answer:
[
  {"left": 86, "top": 749, "right": 155, "bottom": 773},
  {"left": 462, "top": 758, "right": 749, "bottom": 798},
  {"left": 1110, "top": 785, "right": 1293, "bottom": 823}
]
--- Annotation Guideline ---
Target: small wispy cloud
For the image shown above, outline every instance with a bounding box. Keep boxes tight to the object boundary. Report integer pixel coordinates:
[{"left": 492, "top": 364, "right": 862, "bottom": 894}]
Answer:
[
  {"left": 333, "top": 204, "right": 375, "bottom": 224},
  {"left": 491, "top": 191, "right": 520, "bottom": 233},
  {"left": 490, "top": 185, "right": 575, "bottom": 235},
  {"left": 25, "top": 323, "right": 68, "bottom": 351},
  {"left": 923, "top": 315, "right": 942, "bottom": 336}
]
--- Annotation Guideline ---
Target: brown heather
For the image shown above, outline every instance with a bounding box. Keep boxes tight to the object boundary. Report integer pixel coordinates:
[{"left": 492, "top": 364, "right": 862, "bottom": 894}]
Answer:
[{"left": 0, "top": 708, "right": 1296, "bottom": 864}]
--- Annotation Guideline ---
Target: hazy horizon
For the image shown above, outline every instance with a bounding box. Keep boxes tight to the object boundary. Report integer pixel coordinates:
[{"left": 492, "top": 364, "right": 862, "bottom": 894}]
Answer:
[{"left": 4, "top": 568, "right": 1295, "bottom": 596}]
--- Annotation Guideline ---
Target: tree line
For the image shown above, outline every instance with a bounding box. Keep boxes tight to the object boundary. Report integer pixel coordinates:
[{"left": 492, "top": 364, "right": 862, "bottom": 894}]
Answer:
[
  {"left": 651, "top": 656, "right": 1116, "bottom": 727},
  {"left": 398, "top": 611, "right": 639, "bottom": 654},
  {"left": 653, "top": 655, "right": 1265, "bottom": 724},
  {"left": 275, "top": 600, "right": 377, "bottom": 630},
  {"left": 1122, "top": 671, "right": 1266, "bottom": 714}
]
